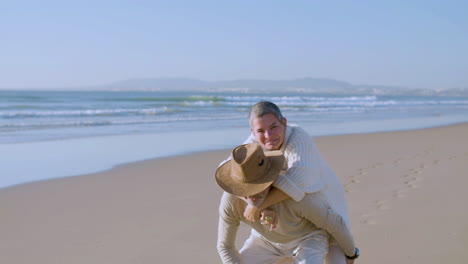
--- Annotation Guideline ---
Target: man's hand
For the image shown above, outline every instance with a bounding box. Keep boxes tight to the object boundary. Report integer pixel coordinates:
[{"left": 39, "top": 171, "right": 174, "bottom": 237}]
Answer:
[
  {"left": 244, "top": 204, "right": 261, "bottom": 222},
  {"left": 346, "top": 259, "right": 355, "bottom": 264},
  {"left": 260, "top": 209, "right": 278, "bottom": 231}
]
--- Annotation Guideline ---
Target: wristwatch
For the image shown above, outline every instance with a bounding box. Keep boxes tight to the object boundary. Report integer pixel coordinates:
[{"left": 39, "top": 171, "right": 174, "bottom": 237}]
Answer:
[{"left": 345, "top": 247, "right": 360, "bottom": 260}]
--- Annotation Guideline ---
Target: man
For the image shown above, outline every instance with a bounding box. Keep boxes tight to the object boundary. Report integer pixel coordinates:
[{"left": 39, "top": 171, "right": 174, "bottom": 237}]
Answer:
[
  {"left": 216, "top": 143, "right": 359, "bottom": 263},
  {"left": 224, "top": 101, "right": 355, "bottom": 263}
]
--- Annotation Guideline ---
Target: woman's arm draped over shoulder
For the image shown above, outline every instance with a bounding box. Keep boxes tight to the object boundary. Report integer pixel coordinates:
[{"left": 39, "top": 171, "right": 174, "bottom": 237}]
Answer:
[{"left": 243, "top": 188, "right": 289, "bottom": 221}]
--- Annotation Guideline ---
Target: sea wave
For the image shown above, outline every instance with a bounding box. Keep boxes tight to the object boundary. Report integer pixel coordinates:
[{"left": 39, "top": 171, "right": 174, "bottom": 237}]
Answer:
[
  {"left": 0, "top": 113, "right": 247, "bottom": 132},
  {"left": 0, "top": 107, "right": 174, "bottom": 118},
  {"left": 2, "top": 90, "right": 468, "bottom": 144},
  {"left": 99, "top": 95, "right": 226, "bottom": 103}
]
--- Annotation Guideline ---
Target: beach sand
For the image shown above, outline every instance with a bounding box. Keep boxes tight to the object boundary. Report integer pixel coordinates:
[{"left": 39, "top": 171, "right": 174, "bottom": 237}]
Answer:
[{"left": 1, "top": 123, "right": 467, "bottom": 263}]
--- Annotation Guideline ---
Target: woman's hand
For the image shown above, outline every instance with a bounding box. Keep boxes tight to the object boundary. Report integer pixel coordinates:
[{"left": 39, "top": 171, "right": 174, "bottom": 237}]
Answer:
[
  {"left": 242, "top": 187, "right": 290, "bottom": 223},
  {"left": 260, "top": 209, "right": 278, "bottom": 231}
]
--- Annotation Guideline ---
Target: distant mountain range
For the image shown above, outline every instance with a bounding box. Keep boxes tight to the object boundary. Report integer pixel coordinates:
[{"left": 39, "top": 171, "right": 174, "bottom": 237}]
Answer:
[{"left": 99, "top": 77, "right": 468, "bottom": 96}]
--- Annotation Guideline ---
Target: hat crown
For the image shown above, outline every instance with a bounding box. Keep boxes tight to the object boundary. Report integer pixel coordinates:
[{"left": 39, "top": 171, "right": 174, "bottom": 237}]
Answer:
[
  {"left": 215, "top": 143, "right": 284, "bottom": 197},
  {"left": 231, "top": 144, "right": 270, "bottom": 184}
]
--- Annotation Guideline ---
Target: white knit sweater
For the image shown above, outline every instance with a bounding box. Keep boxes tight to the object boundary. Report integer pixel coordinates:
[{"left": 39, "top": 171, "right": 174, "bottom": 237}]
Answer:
[{"left": 241, "top": 124, "right": 350, "bottom": 225}]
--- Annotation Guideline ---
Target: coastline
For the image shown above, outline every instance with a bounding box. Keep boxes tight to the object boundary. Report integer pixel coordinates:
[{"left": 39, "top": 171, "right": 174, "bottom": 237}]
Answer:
[
  {"left": 1, "top": 123, "right": 467, "bottom": 263},
  {"left": 2, "top": 116, "right": 468, "bottom": 189}
]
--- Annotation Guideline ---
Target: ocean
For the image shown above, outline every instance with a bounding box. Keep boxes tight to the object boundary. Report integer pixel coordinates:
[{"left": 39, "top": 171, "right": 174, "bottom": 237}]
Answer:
[
  {"left": 1, "top": 90, "right": 468, "bottom": 188},
  {"left": 2, "top": 90, "right": 468, "bottom": 144}
]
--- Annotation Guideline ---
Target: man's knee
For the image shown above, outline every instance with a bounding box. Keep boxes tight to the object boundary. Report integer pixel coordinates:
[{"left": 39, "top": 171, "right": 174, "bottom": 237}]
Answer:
[
  {"left": 293, "top": 249, "right": 327, "bottom": 264},
  {"left": 292, "top": 234, "right": 329, "bottom": 264},
  {"left": 240, "top": 236, "right": 283, "bottom": 264}
]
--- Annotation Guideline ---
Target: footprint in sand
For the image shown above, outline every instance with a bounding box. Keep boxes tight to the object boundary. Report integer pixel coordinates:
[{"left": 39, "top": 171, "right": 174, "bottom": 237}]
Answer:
[
  {"left": 346, "top": 175, "right": 361, "bottom": 185},
  {"left": 404, "top": 176, "right": 421, "bottom": 189},
  {"left": 433, "top": 160, "right": 439, "bottom": 165},
  {"left": 344, "top": 184, "right": 354, "bottom": 193},
  {"left": 394, "top": 189, "right": 408, "bottom": 198},
  {"left": 360, "top": 213, "right": 377, "bottom": 225},
  {"left": 350, "top": 178, "right": 360, "bottom": 183},
  {"left": 424, "top": 149, "right": 433, "bottom": 155},
  {"left": 449, "top": 156, "right": 457, "bottom": 160},
  {"left": 376, "top": 200, "right": 390, "bottom": 211},
  {"left": 412, "top": 176, "right": 423, "bottom": 182},
  {"left": 393, "top": 158, "right": 403, "bottom": 165},
  {"left": 405, "top": 176, "right": 422, "bottom": 184},
  {"left": 419, "top": 163, "right": 427, "bottom": 169},
  {"left": 409, "top": 168, "right": 423, "bottom": 175},
  {"left": 402, "top": 174, "right": 411, "bottom": 179},
  {"left": 370, "top": 162, "right": 382, "bottom": 168},
  {"left": 363, "top": 219, "right": 376, "bottom": 225},
  {"left": 357, "top": 169, "right": 367, "bottom": 176}
]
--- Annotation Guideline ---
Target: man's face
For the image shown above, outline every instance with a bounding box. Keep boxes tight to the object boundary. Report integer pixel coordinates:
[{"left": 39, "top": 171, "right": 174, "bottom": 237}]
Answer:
[
  {"left": 239, "top": 187, "right": 271, "bottom": 207},
  {"left": 250, "top": 113, "right": 287, "bottom": 151}
]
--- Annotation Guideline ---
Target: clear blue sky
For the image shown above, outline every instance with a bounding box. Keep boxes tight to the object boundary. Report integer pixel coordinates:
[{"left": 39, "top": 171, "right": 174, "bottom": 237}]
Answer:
[{"left": 1, "top": 0, "right": 467, "bottom": 89}]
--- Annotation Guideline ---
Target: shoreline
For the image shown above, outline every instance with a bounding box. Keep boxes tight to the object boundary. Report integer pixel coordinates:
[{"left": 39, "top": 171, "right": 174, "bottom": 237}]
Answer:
[
  {"left": 1, "top": 123, "right": 468, "bottom": 263},
  {"left": 2, "top": 118, "right": 468, "bottom": 189}
]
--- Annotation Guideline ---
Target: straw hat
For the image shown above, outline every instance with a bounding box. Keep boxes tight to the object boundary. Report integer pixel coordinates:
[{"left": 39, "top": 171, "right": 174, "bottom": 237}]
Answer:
[{"left": 215, "top": 143, "right": 285, "bottom": 197}]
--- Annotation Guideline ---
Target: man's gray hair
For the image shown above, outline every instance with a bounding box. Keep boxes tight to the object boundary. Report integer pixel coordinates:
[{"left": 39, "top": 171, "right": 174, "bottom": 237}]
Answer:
[{"left": 248, "top": 101, "right": 284, "bottom": 125}]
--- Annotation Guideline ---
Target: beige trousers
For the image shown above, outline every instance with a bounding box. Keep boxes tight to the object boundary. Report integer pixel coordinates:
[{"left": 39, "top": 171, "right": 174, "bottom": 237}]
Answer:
[{"left": 239, "top": 229, "right": 336, "bottom": 264}]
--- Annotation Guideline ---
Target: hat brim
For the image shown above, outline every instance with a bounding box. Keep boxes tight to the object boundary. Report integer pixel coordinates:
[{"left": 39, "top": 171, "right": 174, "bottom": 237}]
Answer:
[{"left": 215, "top": 150, "right": 284, "bottom": 197}]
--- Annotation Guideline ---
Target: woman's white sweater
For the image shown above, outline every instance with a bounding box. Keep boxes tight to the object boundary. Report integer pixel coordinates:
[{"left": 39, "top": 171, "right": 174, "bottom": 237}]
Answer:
[{"left": 242, "top": 124, "right": 350, "bottom": 225}]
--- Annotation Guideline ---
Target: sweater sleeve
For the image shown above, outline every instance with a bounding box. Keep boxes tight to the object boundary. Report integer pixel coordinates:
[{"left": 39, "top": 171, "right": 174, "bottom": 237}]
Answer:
[
  {"left": 217, "top": 193, "right": 244, "bottom": 264},
  {"left": 273, "top": 172, "right": 305, "bottom": 201},
  {"left": 300, "top": 194, "right": 356, "bottom": 256},
  {"left": 273, "top": 126, "right": 325, "bottom": 201}
]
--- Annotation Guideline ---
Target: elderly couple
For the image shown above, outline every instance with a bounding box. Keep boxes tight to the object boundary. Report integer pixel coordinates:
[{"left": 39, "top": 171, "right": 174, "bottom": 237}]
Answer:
[{"left": 215, "top": 101, "right": 359, "bottom": 264}]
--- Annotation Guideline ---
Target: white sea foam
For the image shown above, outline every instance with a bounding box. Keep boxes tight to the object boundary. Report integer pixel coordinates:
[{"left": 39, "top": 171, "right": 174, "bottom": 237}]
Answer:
[{"left": 0, "top": 107, "right": 172, "bottom": 117}]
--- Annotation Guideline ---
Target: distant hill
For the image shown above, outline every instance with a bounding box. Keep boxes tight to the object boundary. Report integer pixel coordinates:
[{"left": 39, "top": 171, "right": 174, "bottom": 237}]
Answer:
[{"left": 100, "top": 77, "right": 468, "bottom": 96}]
